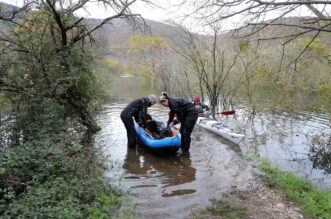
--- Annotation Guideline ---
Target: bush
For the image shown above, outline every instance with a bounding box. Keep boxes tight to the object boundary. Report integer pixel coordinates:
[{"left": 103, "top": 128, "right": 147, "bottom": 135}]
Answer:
[{"left": 0, "top": 127, "right": 120, "bottom": 218}]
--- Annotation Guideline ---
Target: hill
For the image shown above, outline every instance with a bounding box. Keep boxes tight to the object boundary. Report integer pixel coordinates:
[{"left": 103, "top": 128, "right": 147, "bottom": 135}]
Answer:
[
  {"left": 87, "top": 18, "right": 197, "bottom": 61},
  {"left": 0, "top": 2, "right": 19, "bottom": 11},
  {"left": 1, "top": 2, "right": 329, "bottom": 62}
]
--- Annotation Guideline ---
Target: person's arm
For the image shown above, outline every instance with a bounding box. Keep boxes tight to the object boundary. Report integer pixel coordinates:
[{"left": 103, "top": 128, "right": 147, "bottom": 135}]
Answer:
[
  {"left": 134, "top": 113, "right": 140, "bottom": 123},
  {"left": 202, "top": 103, "right": 209, "bottom": 111},
  {"left": 142, "top": 99, "right": 148, "bottom": 114},
  {"left": 167, "top": 110, "right": 175, "bottom": 126},
  {"left": 135, "top": 98, "right": 148, "bottom": 124},
  {"left": 196, "top": 106, "right": 203, "bottom": 113},
  {"left": 139, "top": 110, "right": 148, "bottom": 121}
]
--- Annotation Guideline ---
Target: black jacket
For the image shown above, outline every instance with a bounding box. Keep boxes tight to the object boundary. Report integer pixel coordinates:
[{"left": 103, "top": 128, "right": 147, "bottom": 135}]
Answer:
[
  {"left": 167, "top": 97, "right": 198, "bottom": 125},
  {"left": 120, "top": 97, "right": 149, "bottom": 122}
]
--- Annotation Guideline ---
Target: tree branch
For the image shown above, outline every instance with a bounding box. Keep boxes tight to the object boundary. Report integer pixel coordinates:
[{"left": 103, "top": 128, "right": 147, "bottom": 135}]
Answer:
[
  {"left": 252, "top": 0, "right": 330, "bottom": 6},
  {"left": 71, "top": 0, "right": 137, "bottom": 45}
]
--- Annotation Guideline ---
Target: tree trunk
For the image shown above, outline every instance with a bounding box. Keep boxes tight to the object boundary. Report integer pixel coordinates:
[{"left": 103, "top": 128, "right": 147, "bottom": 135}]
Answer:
[
  {"left": 67, "top": 87, "right": 100, "bottom": 134},
  {"left": 199, "top": 77, "right": 205, "bottom": 102}
]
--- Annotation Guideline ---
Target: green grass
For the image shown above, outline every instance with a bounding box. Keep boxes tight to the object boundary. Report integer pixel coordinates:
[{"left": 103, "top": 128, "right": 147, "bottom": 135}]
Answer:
[
  {"left": 211, "top": 203, "right": 250, "bottom": 219},
  {"left": 253, "top": 157, "right": 331, "bottom": 219},
  {"left": 192, "top": 202, "right": 250, "bottom": 219}
]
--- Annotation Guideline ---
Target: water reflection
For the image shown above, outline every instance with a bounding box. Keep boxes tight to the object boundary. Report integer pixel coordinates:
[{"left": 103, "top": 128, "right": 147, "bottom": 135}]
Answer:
[
  {"left": 123, "top": 147, "right": 196, "bottom": 188},
  {"left": 235, "top": 107, "right": 331, "bottom": 188},
  {"left": 309, "top": 134, "right": 331, "bottom": 174}
]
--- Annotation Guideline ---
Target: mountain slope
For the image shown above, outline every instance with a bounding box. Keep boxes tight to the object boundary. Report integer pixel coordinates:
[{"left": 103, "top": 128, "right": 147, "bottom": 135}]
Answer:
[{"left": 87, "top": 18, "right": 193, "bottom": 60}]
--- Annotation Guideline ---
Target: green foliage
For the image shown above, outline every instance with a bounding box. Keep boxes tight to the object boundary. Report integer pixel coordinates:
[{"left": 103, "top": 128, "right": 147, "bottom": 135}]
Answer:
[
  {"left": 127, "top": 35, "right": 169, "bottom": 84},
  {"left": 239, "top": 40, "right": 249, "bottom": 52},
  {"left": 255, "top": 158, "right": 331, "bottom": 219},
  {"left": 300, "top": 37, "right": 328, "bottom": 55},
  {"left": 88, "top": 192, "right": 121, "bottom": 219},
  {"left": 316, "top": 80, "right": 331, "bottom": 116},
  {"left": 0, "top": 125, "right": 120, "bottom": 218},
  {"left": 0, "top": 92, "right": 10, "bottom": 113},
  {"left": 0, "top": 2, "right": 124, "bottom": 218},
  {"left": 211, "top": 203, "right": 250, "bottom": 219},
  {"left": 128, "top": 35, "right": 168, "bottom": 54},
  {"left": 237, "top": 36, "right": 331, "bottom": 114},
  {"left": 0, "top": 6, "right": 103, "bottom": 134}
]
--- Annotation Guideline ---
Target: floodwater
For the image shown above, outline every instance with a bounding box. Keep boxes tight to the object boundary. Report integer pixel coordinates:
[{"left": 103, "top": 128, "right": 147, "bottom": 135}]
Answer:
[
  {"left": 236, "top": 108, "right": 331, "bottom": 188},
  {"left": 96, "top": 102, "right": 256, "bottom": 218},
  {"left": 95, "top": 76, "right": 331, "bottom": 218}
]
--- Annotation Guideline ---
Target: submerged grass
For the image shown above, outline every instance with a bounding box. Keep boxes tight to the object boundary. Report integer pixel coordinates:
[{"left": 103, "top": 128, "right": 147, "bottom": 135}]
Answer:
[
  {"left": 250, "top": 156, "right": 331, "bottom": 219},
  {"left": 191, "top": 202, "right": 250, "bottom": 219}
]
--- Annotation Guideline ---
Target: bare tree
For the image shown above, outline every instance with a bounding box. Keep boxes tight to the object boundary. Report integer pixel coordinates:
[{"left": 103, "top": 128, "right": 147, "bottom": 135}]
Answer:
[
  {"left": 182, "top": 0, "right": 331, "bottom": 70},
  {"left": 237, "top": 41, "right": 262, "bottom": 115},
  {"left": 174, "top": 24, "right": 239, "bottom": 118},
  {"left": 172, "top": 26, "right": 207, "bottom": 101}
]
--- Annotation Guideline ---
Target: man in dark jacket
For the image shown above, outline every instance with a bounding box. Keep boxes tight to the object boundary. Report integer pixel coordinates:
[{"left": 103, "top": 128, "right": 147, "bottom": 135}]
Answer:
[
  {"left": 159, "top": 92, "right": 198, "bottom": 154},
  {"left": 121, "top": 95, "right": 157, "bottom": 148}
]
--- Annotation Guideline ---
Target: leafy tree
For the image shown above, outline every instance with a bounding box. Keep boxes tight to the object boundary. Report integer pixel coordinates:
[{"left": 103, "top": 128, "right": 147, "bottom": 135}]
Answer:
[
  {"left": 0, "top": 1, "right": 148, "bottom": 217},
  {"left": 0, "top": 0, "right": 145, "bottom": 135},
  {"left": 127, "top": 34, "right": 170, "bottom": 91}
]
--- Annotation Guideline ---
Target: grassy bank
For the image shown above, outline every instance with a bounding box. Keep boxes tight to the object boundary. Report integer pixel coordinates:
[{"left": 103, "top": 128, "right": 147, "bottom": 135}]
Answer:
[
  {"left": 254, "top": 157, "right": 331, "bottom": 219},
  {"left": 192, "top": 156, "right": 331, "bottom": 219}
]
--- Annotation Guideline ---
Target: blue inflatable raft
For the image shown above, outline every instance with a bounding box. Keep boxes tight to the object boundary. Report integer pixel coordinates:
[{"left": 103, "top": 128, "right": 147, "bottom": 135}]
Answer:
[{"left": 134, "top": 120, "right": 181, "bottom": 153}]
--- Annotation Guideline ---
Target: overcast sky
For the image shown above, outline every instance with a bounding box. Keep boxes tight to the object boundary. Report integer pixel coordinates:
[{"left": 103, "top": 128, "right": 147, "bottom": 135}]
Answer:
[
  {"left": 2, "top": 0, "right": 211, "bottom": 32},
  {"left": 0, "top": 0, "right": 246, "bottom": 33},
  {"left": 2, "top": 0, "right": 184, "bottom": 21},
  {"left": 2, "top": 0, "right": 328, "bottom": 34}
]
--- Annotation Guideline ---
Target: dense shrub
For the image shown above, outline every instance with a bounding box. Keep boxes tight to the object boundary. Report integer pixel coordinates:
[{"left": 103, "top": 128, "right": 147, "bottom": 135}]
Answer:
[{"left": 0, "top": 127, "right": 120, "bottom": 218}]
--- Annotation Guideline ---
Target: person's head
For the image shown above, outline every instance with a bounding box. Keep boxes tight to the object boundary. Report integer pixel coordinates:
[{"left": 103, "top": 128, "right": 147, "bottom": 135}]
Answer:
[
  {"left": 159, "top": 92, "right": 169, "bottom": 107},
  {"left": 148, "top": 94, "right": 157, "bottom": 107},
  {"left": 194, "top": 96, "right": 200, "bottom": 105}
]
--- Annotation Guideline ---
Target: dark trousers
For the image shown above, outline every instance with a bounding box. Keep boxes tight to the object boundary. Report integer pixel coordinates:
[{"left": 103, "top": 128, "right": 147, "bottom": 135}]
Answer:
[
  {"left": 179, "top": 112, "right": 198, "bottom": 151},
  {"left": 121, "top": 116, "right": 136, "bottom": 148}
]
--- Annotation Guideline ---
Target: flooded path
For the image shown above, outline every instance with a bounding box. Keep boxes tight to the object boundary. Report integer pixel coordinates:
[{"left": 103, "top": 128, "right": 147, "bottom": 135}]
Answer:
[
  {"left": 96, "top": 101, "right": 256, "bottom": 218},
  {"left": 95, "top": 76, "right": 330, "bottom": 218}
]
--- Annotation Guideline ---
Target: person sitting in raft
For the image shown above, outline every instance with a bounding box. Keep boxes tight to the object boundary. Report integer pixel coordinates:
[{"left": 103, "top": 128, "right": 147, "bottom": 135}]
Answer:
[
  {"left": 139, "top": 113, "right": 158, "bottom": 136},
  {"left": 193, "top": 95, "right": 209, "bottom": 113},
  {"left": 140, "top": 113, "right": 172, "bottom": 139},
  {"left": 120, "top": 95, "right": 157, "bottom": 148},
  {"left": 159, "top": 92, "right": 198, "bottom": 154}
]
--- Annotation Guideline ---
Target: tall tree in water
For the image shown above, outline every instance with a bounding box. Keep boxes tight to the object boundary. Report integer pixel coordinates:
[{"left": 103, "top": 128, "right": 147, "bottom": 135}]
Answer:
[{"left": 175, "top": 25, "right": 239, "bottom": 118}]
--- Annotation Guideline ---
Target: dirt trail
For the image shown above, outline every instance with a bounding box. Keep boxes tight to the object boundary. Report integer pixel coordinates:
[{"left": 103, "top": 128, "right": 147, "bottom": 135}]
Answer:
[{"left": 193, "top": 184, "right": 307, "bottom": 219}]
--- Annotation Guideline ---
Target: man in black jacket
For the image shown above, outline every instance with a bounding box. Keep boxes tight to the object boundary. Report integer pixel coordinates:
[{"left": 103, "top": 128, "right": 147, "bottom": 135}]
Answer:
[
  {"left": 159, "top": 92, "right": 198, "bottom": 154},
  {"left": 121, "top": 95, "right": 157, "bottom": 148}
]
